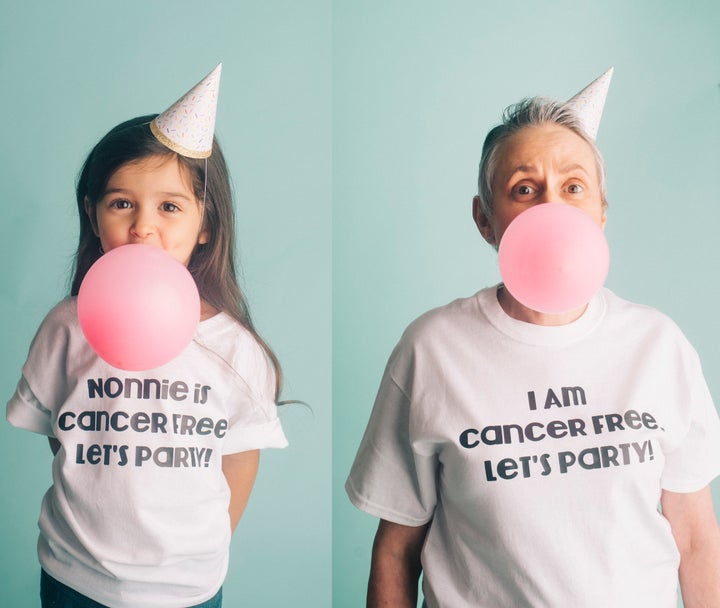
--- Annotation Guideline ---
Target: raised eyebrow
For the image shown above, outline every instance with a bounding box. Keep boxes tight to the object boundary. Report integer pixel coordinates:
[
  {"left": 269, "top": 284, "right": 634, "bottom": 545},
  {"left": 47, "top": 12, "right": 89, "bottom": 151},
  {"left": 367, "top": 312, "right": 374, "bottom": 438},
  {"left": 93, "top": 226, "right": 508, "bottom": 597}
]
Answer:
[
  {"left": 559, "top": 163, "right": 590, "bottom": 177},
  {"left": 506, "top": 165, "right": 538, "bottom": 180}
]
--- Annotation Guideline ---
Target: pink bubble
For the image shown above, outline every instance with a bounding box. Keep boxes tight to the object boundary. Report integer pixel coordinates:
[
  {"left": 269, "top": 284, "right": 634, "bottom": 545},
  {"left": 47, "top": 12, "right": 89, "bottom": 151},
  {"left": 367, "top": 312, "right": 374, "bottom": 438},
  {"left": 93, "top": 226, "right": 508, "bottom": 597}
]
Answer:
[
  {"left": 498, "top": 204, "right": 609, "bottom": 314},
  {"left": 78, "top": 244, "right": 200, "bottom": 371}
]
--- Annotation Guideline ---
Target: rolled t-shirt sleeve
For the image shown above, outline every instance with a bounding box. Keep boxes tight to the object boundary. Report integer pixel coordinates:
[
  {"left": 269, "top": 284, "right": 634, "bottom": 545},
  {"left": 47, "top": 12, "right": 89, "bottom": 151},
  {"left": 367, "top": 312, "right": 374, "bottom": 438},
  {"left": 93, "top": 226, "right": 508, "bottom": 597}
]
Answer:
[
  {"left": 7, "top": 375, "right": 54, "bottom": 436},
  {"left": 6, "top": 299, "right": 79, "bottom": 437},
  {"left": 221, "top": 338, "right": 288, "bottom": 454},
  {"left": 346, "top": 366, "right": 438, "bottom": 526},
  {"left": 222, "top": 397, "right": 287, "bottom": 453}
]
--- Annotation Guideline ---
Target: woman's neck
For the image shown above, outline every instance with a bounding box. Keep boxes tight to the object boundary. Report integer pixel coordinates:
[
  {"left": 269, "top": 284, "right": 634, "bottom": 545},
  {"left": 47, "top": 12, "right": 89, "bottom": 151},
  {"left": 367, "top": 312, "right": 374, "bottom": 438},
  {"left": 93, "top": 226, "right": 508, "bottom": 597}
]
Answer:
[{"left": 496, "top": 285, "right": 587, "bottom": 327}]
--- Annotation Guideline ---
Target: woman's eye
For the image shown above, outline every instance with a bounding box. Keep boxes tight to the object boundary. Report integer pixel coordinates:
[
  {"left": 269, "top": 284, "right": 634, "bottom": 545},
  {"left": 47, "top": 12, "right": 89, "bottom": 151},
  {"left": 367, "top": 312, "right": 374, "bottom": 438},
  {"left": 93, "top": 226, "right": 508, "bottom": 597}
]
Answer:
[
  {"left": 516, "top": 184, "right": 534, "bottom": 196},
  {"left": 567, "top": 183, "right": 584, "bottom": 194}
]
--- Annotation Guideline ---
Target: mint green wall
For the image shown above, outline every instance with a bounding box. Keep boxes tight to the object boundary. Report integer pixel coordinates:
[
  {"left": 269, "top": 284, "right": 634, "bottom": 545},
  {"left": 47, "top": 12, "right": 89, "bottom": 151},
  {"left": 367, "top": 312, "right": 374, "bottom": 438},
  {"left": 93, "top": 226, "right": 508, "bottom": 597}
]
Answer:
[
  {"left": 333, "top": 1, "right": 720, "bottom": 606},
  {"left": 0, "top": 1, "right": 330, "bottom": 607}
]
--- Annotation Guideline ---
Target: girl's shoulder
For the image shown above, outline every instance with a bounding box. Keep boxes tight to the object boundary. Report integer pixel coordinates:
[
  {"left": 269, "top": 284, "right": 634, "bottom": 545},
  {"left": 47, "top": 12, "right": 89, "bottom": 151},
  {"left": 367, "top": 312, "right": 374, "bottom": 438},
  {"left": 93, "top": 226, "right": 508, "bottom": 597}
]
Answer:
[
  {"left": 195, "top": 312, "right": 259, "bottom": 350},
  {"left": 193, "top": 312, "right": 274, "bottom": 384},
  {"left": 42, "top": 297, "right": 79, "bottom": 326},
  {"left": 30, "top": 297, "right": 81, "bottom": 347}
]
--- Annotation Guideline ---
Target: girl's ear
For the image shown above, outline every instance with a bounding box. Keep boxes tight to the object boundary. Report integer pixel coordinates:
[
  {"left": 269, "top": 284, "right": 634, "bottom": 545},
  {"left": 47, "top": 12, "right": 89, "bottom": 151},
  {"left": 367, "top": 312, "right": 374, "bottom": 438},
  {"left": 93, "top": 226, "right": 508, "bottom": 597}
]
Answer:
[
  {"left": 84, "top": 197, "right": 100, "bottom": 237},
  {"left": 472, "top": 195, "right": 497, "bottom": 246},
  {"left": 198, "top": 229, "right": 209, "bottom": 246}
]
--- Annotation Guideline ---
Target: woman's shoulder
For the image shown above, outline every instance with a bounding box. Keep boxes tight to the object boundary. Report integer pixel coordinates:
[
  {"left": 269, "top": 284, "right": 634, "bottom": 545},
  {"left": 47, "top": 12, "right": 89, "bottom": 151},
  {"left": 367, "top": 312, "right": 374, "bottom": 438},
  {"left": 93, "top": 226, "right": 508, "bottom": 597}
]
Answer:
[
  {"left": 603, "top": 288, "right": 682, "bottom": 330},
  {"left": 602, "top": 288, "right": 696, "bottom": 352},
  {"left": 400, "top": 288, "right": 491, "bottom": 345}
]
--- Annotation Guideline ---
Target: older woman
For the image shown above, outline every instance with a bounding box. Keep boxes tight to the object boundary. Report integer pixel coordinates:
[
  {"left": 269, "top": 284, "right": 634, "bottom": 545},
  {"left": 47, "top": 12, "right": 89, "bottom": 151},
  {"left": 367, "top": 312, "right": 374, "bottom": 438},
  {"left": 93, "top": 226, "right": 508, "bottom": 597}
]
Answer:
[{"left": 346, "top": 75, "right": 720, "bottom": 607}]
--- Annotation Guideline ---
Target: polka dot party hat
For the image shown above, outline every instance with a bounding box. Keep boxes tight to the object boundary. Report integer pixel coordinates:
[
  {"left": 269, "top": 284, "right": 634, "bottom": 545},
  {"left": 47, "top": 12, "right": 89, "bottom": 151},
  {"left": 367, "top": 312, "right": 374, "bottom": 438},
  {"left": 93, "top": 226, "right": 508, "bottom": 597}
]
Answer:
[
  {"left": 150, "top": 64, "right": 222, "bottom": 159},
  {"left": 565, "top": 67, "right": 613, "bottom": 140}
]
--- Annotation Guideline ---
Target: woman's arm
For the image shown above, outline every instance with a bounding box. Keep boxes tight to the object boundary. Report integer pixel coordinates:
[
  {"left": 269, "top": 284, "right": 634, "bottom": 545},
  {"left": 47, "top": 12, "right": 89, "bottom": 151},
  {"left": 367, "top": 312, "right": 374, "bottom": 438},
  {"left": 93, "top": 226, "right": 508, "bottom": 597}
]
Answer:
[
  {"left": 222, "top": 450, "right": 260, "bottom": 532},
  {"left": 367, "top": 519, "right": 430, "bottom": 608},
  {"left": 662, "top": 485, "right": 720, "bottom": 607}
]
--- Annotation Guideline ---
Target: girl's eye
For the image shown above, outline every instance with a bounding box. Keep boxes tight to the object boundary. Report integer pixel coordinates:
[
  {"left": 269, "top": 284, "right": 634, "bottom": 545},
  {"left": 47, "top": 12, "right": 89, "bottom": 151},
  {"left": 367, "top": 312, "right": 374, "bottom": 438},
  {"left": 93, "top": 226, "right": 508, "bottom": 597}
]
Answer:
[
  {"left": 110, "top": 199, "right": 132, "bottom": 210},
  {"left": 567, "top": 183, "right": 584, "bottom": 194},
  {"left": 162, "top": 202, "right": 180, "bottom": 213}
]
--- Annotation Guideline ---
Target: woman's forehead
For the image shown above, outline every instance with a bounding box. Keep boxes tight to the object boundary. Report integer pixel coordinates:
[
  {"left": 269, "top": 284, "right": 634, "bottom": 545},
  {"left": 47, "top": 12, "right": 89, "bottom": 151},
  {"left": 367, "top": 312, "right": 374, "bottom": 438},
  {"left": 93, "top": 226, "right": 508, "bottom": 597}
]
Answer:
[{"left": 496, "top": 124, "right": 599, "bottom": 178}]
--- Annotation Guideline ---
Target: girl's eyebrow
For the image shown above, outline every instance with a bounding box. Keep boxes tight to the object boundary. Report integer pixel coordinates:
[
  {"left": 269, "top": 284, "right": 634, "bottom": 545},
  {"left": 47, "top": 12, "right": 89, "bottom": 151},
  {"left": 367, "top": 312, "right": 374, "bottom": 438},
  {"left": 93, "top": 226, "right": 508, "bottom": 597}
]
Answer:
[
  {"left": 157, "top": 191, "right": 194, "bottom": 201},
  {"left": 101, "top": 187, "right": 131, "bottom": 197},
  {"left": 101, "top": 188, "right": 193, "bottom": 201}
]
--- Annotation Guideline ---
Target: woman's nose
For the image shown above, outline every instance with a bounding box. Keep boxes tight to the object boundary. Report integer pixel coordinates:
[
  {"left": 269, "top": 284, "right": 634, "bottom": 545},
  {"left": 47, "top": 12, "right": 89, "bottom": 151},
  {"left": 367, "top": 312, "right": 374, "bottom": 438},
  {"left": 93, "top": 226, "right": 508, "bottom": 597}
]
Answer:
[
  {"left": 537, "top": 184, "right": 564, "bottom": 205},
  {"left": 536, "top": 194, "right": 554, "bottom": 206}
]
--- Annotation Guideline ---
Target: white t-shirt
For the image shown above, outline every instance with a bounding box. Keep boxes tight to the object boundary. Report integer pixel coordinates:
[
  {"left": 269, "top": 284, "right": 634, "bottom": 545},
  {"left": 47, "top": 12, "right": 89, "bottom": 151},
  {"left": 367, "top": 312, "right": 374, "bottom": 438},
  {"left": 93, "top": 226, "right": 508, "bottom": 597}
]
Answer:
[
  {"left": 7, "top": 298, "right": 287, "bottom": 608},
  {"left": 346, "top": 286, "right": 720, "bottom": 608}
]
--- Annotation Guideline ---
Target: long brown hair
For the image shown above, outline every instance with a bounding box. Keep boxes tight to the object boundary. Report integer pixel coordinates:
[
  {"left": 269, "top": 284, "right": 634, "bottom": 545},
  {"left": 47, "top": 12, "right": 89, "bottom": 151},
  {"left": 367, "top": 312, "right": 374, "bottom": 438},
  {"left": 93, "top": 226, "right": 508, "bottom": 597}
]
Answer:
[{"left": 72, "top": 115, "right": 282, "bottom": 399}]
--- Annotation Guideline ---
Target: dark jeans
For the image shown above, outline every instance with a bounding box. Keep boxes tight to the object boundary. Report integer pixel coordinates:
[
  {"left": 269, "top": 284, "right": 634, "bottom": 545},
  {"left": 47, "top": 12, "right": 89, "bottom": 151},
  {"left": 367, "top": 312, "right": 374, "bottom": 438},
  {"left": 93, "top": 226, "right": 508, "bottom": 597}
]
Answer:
[{"left": 41, "top": 570, "right": 223, "bottom": 608}]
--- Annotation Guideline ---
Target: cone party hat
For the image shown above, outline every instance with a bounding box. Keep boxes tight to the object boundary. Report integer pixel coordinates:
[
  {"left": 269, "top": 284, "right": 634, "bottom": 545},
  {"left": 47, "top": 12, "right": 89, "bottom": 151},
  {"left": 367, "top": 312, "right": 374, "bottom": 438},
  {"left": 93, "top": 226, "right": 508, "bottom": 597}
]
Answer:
[
  {"left": 565, "top": 67, "right": 613, "bottom": 140},
  {"left": 150, "top": 64, "right": 222, "bottom": 159}
]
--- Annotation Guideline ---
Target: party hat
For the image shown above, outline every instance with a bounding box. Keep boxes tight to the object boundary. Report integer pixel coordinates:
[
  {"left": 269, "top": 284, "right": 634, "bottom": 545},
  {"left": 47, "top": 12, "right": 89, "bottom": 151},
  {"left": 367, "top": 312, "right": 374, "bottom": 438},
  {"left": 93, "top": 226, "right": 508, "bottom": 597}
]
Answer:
[
  {"left": 150, "top": 64, "right": 222, "bottom": 159},
  {"left": 565, "top": 67, "right": 613, "bottom": 140}
]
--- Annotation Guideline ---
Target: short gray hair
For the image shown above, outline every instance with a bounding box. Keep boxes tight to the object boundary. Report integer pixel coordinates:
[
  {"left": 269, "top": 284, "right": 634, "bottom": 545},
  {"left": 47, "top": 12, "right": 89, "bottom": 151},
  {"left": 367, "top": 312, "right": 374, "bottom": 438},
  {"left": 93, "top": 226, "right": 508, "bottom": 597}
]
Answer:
[{"left": 476, "top": 97, "right": 608, "bottom": 218}]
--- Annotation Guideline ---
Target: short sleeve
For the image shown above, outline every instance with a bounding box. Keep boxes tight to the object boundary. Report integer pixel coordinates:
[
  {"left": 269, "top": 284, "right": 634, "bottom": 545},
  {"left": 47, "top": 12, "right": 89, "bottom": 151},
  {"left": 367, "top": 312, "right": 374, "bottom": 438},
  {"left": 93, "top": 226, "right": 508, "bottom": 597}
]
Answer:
[
  {"left": 216, "top": 330, "right": 288, "bottom": 454},
  {"left": 661, "top": 344, "right": 720, "bottom": 493},
  {"left": 222, "top": 392, "right": 287, "bottom": 454},
  {"left": 6, "top": 299, "right": 79, "bottom": 437},
  {"left": 346, "top": 361, "right": 438, "bottom": 526},
  {"left": 7, "top": 376, "right": 54, "bottom": 436}
]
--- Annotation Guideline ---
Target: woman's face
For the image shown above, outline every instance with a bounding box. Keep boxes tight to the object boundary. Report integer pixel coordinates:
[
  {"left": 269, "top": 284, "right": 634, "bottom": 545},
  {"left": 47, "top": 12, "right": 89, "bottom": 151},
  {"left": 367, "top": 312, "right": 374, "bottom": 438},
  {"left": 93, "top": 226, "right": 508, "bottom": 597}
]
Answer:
[
  {"left": 88, "top": 154, "right": 207, "bottom": 266},
  {"left": 475, "top": 123, "right": 606, "bottom": 247}
]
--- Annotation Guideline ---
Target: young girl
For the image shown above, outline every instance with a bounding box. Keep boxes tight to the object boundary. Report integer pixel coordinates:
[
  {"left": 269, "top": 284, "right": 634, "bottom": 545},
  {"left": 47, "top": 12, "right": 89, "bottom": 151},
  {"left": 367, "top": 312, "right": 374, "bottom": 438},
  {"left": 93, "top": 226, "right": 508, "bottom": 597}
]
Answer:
[{"left": 7, "top": 66, "right": 287, "bottom": 608}]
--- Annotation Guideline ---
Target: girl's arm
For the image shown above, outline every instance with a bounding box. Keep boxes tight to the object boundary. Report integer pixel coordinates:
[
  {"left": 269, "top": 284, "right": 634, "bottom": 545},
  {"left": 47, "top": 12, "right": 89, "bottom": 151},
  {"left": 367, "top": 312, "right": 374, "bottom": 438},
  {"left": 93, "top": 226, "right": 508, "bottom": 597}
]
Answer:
[
  {"left": 222, "top": 450, "right": 260, "bottom": 532},
  {"left": 367, "top": 519, "right": 430, "bottom": 608},
  {"left": 662, "top": 485, "right": 720, "bottom": 607}
]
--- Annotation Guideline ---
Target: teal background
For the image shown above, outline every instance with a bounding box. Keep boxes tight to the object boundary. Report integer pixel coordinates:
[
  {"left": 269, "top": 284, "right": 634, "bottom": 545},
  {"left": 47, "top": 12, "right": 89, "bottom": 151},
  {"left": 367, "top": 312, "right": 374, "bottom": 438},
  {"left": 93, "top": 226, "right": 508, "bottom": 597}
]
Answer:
[
  {"left": 2, "top": 1, "right": 719, "bottom": 607},
  {"left": 333, "top": 1, "right": 719, "bottom": 607},
  {"left": 0, "top": 1, "right": 330, "bottom": 607}
]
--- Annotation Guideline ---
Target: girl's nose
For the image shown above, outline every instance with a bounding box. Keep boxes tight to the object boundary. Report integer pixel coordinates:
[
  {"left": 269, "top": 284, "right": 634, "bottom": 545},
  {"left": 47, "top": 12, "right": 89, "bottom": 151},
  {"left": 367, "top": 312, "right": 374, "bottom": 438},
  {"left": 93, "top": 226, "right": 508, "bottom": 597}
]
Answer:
[{"left": 130, "top": 212, "right": 156, "bottom": 239}]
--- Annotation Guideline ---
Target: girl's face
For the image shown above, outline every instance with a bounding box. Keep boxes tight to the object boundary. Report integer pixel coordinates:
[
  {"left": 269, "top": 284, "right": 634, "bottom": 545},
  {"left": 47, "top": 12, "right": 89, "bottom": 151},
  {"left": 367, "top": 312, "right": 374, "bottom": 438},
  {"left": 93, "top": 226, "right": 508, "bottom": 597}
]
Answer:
[{"left": 88, "top": 155, "right": 208, "bottom": 266}]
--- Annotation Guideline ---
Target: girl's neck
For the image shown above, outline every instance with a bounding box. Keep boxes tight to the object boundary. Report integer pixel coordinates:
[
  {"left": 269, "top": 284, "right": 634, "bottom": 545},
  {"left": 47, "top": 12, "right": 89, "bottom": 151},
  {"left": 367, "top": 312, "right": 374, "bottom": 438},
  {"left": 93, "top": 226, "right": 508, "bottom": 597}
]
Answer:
[
  {"left": 496, "top": 285, "right": 587, "bottom": 327},
  {"left": 200, "top": 300, "right": 219, "bottom": 321}
]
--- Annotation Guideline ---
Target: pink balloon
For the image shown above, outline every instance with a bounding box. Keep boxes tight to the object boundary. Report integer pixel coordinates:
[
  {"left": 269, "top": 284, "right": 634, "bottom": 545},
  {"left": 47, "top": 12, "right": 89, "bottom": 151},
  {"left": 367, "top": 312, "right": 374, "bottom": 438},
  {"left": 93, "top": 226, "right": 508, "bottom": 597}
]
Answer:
[
  {"left": 498, "top": 204, "right": 609, "bottom": 314},
  {"left": 78, "top": 244, "right": 201, "bottom": 371}
]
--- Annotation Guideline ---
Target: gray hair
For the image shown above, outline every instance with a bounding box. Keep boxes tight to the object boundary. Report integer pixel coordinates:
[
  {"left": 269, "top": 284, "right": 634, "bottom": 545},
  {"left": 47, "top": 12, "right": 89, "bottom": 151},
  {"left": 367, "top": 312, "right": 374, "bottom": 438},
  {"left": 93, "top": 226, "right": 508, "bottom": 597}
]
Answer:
[{"left": 476, "top": 97, "right": 608, "bottom": 219}]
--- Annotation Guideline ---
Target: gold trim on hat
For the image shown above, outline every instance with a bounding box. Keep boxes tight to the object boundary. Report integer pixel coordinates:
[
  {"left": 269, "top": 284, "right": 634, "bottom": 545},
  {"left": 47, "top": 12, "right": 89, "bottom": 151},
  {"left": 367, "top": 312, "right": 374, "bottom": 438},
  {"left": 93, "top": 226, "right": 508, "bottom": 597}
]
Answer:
[{"left": 149, "top": 120, "right": 212, "bottom": 159}]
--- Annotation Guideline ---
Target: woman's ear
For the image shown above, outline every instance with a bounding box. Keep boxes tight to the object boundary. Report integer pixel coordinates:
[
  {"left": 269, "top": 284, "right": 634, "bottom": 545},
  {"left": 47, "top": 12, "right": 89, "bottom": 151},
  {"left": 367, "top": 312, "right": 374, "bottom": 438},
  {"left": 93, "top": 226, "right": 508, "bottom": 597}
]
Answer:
[
  {"left": 472, "top": 195, "right": 497, "bottom": 246},
  {"left": 84, "top": 197, "right": 100, "bottom": 237}
]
